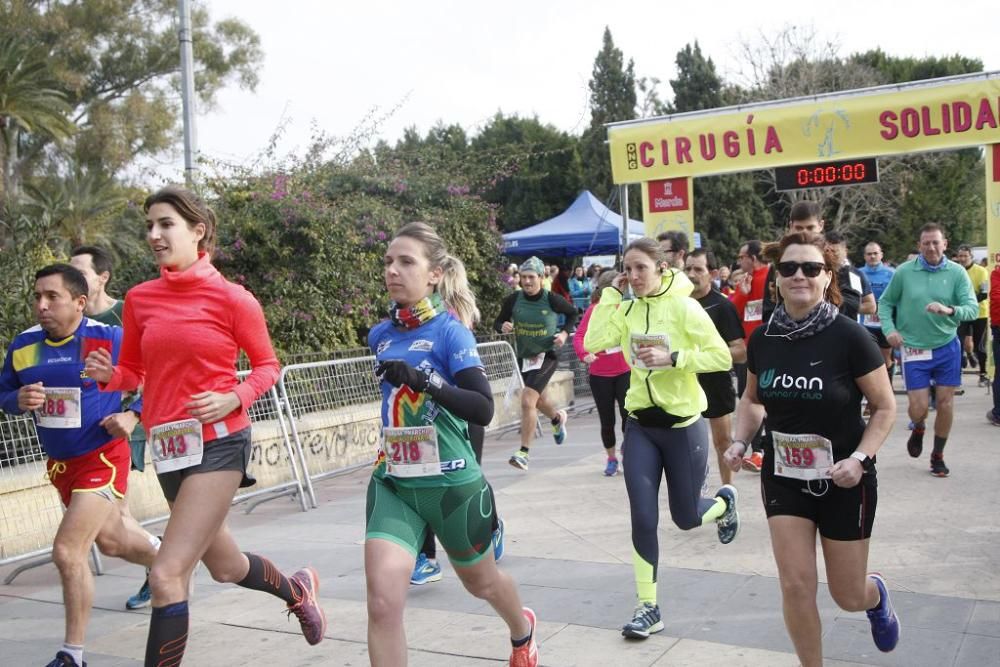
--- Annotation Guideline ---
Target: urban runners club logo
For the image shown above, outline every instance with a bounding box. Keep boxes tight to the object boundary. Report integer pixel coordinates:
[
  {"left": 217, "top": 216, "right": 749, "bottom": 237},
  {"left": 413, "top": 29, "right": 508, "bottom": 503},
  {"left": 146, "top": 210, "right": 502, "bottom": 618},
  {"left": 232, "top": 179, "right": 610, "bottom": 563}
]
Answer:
[{"left": 759, "top": 368, "right": 823, "bottom": 399}]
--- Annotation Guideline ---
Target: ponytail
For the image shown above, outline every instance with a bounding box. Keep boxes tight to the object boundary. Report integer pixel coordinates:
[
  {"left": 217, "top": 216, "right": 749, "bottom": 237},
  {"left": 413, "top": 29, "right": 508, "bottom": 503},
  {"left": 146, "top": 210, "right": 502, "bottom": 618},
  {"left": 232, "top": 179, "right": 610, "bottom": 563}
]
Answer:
[{"left": 439, "top": 254, "right": 480, "bottom": 328}]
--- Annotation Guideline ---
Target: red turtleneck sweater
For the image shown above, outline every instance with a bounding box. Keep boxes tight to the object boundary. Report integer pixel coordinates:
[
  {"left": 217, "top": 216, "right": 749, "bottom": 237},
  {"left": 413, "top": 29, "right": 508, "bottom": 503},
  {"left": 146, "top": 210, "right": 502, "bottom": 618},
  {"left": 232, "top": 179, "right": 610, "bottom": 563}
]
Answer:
[{"left": 104, "top": 254, "right": 280, "bottom": 443}]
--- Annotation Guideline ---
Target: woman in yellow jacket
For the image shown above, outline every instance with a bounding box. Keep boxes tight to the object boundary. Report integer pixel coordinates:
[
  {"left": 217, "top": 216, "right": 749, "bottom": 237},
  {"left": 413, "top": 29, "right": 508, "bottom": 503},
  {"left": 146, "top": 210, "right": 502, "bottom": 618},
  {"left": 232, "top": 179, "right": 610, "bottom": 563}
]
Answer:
[{"left": 584, "top": 238, "right": 740, "bottom": 640}]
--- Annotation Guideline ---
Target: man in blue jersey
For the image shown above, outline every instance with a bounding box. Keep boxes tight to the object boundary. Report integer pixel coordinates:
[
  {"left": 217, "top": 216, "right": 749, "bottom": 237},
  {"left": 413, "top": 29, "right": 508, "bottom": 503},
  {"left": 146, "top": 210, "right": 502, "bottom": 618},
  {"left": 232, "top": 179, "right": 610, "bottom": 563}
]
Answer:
[
  {"left": 859, "top": 241, "right": 896, "bottom": 375},
  {"left": 0, "top": 264, "right": 158, "bottom": 667},
  {"left": 70, "top": 245, "right": 160, "bottom": 611}
]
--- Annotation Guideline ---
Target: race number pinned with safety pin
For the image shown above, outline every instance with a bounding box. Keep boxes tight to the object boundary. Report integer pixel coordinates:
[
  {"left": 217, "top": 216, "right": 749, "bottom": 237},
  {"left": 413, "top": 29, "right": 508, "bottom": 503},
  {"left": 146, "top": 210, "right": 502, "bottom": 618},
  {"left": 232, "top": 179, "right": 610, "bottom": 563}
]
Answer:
[
  {"left": 149, "top": 418, "right": 204, "bottom": 474},
  {"left": 381, "top": 425, "right": 443, "bottom": 478},
  {"left": 744, "top": 299, "right": 763, "bottom": 323},
  {"left": 902, "top": 346, "right": 932, "bottom": 363},
  {"left": 772, "top": 431, "right": 834, "bottom": 481},
  {"left": 629, "top": 333, "right": 670, "bottom": 370},
  {"left": 36, "top": 387, "right": 81, "bottom": 428},
  {"left": 521, "top": 353, "right": 544, "bottom": 373}
]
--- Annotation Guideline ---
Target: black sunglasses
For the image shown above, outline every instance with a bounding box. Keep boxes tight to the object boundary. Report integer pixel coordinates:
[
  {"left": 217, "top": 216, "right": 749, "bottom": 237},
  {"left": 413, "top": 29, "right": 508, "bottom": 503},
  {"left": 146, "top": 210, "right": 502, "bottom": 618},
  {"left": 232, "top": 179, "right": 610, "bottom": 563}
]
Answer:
[{"left": 776, "top": 261, "right": 826, "bottom": 278}]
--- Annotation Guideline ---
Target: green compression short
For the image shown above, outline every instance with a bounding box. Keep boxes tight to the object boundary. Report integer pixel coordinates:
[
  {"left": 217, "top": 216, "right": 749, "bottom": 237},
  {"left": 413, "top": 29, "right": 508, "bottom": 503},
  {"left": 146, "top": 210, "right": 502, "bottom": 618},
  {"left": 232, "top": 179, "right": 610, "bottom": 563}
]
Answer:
[{"left": 365, "top": 474, "right": 494, "bottom": 566}]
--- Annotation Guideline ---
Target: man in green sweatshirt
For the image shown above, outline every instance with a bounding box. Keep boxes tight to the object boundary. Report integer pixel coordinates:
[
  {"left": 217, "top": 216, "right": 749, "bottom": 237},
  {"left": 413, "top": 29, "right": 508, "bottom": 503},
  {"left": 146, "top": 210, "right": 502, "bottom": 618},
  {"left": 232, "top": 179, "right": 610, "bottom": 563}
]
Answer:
[{"left": 878, "top": 223, "right": 978, "bottom": 477}]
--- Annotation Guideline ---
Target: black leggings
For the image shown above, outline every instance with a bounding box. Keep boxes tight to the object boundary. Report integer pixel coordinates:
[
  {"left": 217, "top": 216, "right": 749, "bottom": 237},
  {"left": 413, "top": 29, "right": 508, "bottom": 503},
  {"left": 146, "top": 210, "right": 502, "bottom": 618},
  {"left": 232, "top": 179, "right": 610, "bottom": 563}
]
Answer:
[
  {"left": 589, "top": 372, "right": 629, "bottom": 451},
  {"left": 421, "top": 423, "right": 499, "bottom": 559},
  {"left": 624, "top": 418, "right": 717, "bottom": 574}
]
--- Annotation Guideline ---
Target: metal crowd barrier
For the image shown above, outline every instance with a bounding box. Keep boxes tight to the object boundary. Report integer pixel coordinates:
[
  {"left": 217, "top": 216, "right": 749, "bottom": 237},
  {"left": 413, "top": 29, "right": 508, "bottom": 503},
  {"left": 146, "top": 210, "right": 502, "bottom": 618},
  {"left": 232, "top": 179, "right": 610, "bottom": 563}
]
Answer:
[
  {"left": 1, "top": 371, "right": 308, "bottom": 583},
  {"left": 2, "top": 340, "right": 558, "bottom": 579},
  {"left": 0, "top": 413, "right": 105, "bottom": 581},
  {"left": 275, "top": 355, "right": 382, "bottom": 509}
]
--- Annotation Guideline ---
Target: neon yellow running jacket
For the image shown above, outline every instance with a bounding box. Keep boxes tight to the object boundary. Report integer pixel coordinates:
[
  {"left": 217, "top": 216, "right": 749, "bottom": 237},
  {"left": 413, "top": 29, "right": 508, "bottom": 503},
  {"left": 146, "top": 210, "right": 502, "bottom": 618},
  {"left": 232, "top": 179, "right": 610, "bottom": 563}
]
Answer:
[{"left": 583, "top": 271, "right": 731, "bottom": 423}]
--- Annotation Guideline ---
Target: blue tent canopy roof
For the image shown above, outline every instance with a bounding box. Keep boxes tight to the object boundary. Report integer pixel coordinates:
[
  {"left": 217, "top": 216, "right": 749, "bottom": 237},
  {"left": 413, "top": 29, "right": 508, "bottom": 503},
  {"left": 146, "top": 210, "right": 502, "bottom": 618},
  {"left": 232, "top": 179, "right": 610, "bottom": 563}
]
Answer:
[{"left": 502, "top": 191, "right": 645, "bottom": 257}]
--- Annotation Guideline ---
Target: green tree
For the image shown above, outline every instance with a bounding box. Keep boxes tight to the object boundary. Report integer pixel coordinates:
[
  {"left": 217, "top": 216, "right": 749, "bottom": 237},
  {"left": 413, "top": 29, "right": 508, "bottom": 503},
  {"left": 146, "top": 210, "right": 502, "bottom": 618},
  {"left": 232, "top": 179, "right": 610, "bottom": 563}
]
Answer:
[
  {"left": 0, "top": 34, "right": 75, "bottom": 210},
  {"left": 581, "top": 27, "right": 636, "bottom": 203},
  {"left": 0, "top": 0, "right": 262, "bottom": 181},
  {"left": 471, "top": 113, "right": 583, "bottom": 232},
  {"left": 667, "top": 42, "right": 774, "bottom": 261}
]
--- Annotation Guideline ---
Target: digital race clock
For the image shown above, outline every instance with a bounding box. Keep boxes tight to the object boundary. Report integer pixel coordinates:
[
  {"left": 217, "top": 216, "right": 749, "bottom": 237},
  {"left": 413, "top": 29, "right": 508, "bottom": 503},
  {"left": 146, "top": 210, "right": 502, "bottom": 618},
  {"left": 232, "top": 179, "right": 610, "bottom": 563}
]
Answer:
[{"left": 774, "top": 158, "right": 879, "bottom": 191}]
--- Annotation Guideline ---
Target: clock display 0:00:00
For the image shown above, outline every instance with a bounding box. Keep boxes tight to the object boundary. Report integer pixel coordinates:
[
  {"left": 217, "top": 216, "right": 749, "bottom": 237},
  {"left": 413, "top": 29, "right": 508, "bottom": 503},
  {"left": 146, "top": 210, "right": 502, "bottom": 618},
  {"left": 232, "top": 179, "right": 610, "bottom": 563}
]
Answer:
[{"left": 797, "top": 162, "right": 869, "bottom": 186}]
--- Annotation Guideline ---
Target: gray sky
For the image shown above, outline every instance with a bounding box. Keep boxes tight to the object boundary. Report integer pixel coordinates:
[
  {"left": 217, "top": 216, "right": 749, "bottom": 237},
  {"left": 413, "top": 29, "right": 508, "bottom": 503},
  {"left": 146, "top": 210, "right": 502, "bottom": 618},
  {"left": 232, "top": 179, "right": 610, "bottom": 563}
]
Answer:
[{"left": 171, "top": 0, "right": 1000, "bottom": 179}]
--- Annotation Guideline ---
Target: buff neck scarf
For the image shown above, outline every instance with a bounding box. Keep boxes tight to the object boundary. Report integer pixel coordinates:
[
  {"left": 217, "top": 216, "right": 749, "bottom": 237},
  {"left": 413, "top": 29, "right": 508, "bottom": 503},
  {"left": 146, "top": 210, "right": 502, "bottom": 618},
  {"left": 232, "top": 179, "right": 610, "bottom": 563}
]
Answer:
[
  {"left": 389, "top": 292, "right": 447, "bottom": 330},
  {"left": 765, "top": 301, "right": 839, "bottom": 340},
  {"left": 917, "top": 254, "right": 946, "bottom": 273}
]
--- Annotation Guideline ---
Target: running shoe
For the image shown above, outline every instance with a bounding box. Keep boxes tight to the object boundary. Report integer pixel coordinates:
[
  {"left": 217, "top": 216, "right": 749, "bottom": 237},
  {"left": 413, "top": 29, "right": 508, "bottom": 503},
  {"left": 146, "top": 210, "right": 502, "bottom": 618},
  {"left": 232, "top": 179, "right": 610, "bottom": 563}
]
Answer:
[
  {"left": 621, "top": 602, "right": 663, "bottom": 639},
  {"left": 929, "top": 454, "right": 950, "bottom": 478},
  {"left": 741, "top": 451, "right": 763, "bottom": 472},
  {"left": 715, "top": 485, "right": 740, "bottom": 545},
  {"left": 552, "top": 410, "right": 568, "bottom": 445},
  {"left": 492, "top": 518, "right": 506, "bottom": 563},
  {"left": 987, "top": 409, "right": 1000, "bottom": 427},
  {"left": 604, "top": 458, "right": 620, "bottom": 477},
  {"left": 410, "top": 553, "right": 442, "bottom": 585},
  {"left": 865, "top": 573, "right": 900, "bottom": 652},
  {"left": 45, "top": 652, "right": 85, "bottom": 667},
  {"left": 126, "top": 571, "right": 152, "bottom": 609},
  {"left": 906, "top": 426, "right": 924, "bottom": 458},
  {"left": 286, "top": 567, "right": 327, "bottom": 645},
  {"left": 980, "top": 374, "right": 991, "bottom": 387},
  {"left": 509, "top": 449, "right": 529, "bottom": 470},
  {"left": 509, "top": 607, "right": 538, "bottom": 667}
]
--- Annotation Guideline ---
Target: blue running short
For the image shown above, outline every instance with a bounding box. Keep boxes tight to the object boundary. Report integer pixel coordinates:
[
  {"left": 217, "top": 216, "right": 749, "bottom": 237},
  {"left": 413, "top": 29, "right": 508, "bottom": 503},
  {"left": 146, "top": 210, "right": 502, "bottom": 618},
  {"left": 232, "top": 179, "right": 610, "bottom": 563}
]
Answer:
[{"left": 902, "top": 337, "right": 961, "bottom": 390}]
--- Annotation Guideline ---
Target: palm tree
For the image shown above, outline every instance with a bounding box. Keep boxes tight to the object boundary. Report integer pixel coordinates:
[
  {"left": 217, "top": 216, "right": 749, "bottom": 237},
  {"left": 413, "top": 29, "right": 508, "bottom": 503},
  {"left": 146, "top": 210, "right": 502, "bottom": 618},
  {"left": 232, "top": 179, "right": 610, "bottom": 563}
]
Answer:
[{"left": 0, "top": 35, "right": 75, "bottom": 209}]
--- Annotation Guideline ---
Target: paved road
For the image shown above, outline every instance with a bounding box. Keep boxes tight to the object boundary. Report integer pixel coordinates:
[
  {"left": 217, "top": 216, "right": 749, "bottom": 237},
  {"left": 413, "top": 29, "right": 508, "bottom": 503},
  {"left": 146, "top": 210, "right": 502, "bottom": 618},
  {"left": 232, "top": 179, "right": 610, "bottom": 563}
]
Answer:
[{"left": 2, "top": 373, "right": 998, "bottom": 665}]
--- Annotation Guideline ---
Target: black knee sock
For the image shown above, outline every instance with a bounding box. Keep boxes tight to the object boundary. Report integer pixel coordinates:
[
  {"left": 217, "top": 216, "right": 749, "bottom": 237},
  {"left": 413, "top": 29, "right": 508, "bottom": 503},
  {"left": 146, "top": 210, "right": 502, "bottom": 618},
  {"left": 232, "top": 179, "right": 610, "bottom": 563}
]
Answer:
[
  {"left": 977, "top": 351, "right": 988, "bottom": 372},
  {"left": 237, "top": 553, "right": 300, "bottom": 605},
  {"left": 421, "top": 529, "right": 437, "bottom": 559},
  {"left": 932, "top": 435, "right": 947, "bottom": 456},
  {"left": 145, "top": 601, "right": 188, "bottom": 667}
]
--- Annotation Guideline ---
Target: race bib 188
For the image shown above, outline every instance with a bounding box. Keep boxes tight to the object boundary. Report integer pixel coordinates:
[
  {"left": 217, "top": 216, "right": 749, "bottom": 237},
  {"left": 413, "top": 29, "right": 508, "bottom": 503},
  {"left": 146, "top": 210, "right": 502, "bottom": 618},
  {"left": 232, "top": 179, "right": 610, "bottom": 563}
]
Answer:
[{"left": 36, "top": 387, "right": 81, "bottom": 429}]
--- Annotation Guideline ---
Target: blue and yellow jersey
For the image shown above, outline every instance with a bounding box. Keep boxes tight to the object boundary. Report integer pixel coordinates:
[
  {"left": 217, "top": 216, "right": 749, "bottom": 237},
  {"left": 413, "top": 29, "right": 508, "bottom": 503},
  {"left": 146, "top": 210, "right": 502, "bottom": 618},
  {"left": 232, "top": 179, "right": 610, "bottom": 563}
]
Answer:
[
  {"left": 0, "top": 318, "right": 126, "bottom": 460},
  {"left": 368, "top": 312, "right": 483, "bottom": 488}
]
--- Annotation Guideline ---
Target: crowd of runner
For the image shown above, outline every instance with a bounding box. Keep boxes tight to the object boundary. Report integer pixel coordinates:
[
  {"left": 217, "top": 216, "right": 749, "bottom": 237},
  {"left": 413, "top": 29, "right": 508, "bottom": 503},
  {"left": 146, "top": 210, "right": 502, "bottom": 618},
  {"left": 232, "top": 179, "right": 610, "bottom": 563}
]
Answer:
[{"left": 2, "top": 185, "right": 994, "bottom": 666}]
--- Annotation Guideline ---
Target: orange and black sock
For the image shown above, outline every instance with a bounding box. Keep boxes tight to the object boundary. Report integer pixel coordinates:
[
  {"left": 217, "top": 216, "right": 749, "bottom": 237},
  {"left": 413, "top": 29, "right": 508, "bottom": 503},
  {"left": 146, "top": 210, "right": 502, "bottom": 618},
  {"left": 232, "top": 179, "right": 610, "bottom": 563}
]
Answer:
[
  {"left": 237, "top": 553, "right": 300, "bottom": 604},
  {"left": 145, "top": 601, "right": 188, "bottom": 667}
]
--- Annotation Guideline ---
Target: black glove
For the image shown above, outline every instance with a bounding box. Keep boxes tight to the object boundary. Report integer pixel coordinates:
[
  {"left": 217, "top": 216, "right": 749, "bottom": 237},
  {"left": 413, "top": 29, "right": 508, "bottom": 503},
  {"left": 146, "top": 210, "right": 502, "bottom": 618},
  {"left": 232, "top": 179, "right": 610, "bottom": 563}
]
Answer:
[{"left": 375, "top": 360, "right": 428, "bottom": 392}]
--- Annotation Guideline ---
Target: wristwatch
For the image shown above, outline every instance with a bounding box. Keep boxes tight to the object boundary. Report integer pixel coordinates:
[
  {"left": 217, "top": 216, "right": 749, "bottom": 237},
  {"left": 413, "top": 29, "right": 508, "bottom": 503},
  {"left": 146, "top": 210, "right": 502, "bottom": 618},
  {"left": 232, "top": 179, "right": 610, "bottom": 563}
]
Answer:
[
  {"left": 849, "top": 451, "right": 874, "bottom": 471},
  {"left": 670, "top": 351, "right": 680, "bottom": 367}
]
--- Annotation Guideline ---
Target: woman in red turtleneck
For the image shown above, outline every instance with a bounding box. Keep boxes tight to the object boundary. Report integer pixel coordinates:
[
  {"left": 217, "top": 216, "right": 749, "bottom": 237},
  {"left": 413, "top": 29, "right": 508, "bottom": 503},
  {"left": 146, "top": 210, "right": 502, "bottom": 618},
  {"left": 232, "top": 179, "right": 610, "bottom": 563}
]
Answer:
[{"left": 85, "top": 186, "right": 326, "bottom": 666}]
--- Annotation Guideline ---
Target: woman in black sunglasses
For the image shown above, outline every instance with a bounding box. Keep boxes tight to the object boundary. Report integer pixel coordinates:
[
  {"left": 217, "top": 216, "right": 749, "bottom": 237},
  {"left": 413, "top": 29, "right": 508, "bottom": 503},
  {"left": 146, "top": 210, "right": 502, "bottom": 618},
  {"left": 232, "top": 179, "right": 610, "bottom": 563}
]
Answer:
[{"left": 723, "top": 232, "right": 899, "bottom": 666}]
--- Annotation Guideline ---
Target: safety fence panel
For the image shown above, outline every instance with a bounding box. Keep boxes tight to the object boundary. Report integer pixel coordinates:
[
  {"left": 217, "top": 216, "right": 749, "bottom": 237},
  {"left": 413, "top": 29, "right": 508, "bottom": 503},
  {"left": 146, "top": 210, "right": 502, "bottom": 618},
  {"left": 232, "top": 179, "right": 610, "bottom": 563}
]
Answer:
[
  {"left": 1, "top": 371, "right": 307, "bottom": 579},
  {"left": 556, "top": 343, "right": 595, "bottom": 416},
  {"left": 277, "top": 357, "right": 383, "bottom": 508},
  {"left": 476, "top": 341, "right": 533, "bottom": 436},
  {"left": 0, "top": 413, "right": 63, "bottom": 565}
]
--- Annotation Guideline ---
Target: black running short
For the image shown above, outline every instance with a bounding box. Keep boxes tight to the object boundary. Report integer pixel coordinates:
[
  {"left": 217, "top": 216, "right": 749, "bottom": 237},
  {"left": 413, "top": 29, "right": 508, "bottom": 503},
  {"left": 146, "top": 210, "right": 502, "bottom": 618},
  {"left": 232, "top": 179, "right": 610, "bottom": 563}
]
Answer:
[
  {"left": 520, "top": 353, "right": 559, "bottom": 393},
  {"left": 156, "top": 428, "right": 256, "bottom": 502},
  {"left": 760, "top": 458, "right": 877, "bottom": 541},
  {"left": 698, "top": 371, "right": 736, "bottom": 419}
]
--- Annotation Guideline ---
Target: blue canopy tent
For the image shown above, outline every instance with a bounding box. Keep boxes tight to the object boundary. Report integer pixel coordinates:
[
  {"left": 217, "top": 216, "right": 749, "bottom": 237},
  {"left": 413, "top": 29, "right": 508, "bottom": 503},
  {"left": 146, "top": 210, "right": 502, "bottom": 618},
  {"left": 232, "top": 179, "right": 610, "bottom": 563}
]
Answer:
[{"left": 502, "top": 191, "right": 646, "bottom": 257}]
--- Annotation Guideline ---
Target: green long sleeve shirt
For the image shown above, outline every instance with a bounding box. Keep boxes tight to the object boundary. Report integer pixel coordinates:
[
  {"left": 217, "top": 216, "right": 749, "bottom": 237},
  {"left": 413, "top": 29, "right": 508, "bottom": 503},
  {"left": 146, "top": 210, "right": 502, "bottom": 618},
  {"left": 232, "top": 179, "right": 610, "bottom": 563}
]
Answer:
[{"left": 878, "top": 258, "right": 977, "bottom": 349}]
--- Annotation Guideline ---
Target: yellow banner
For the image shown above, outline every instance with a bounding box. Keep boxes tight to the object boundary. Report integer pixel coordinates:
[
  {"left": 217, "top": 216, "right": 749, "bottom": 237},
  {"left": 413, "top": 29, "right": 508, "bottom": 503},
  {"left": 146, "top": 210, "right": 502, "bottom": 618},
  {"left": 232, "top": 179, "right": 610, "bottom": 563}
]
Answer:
[{"left": 609, "top": 79, "right": 1000, "bottom": 183}]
